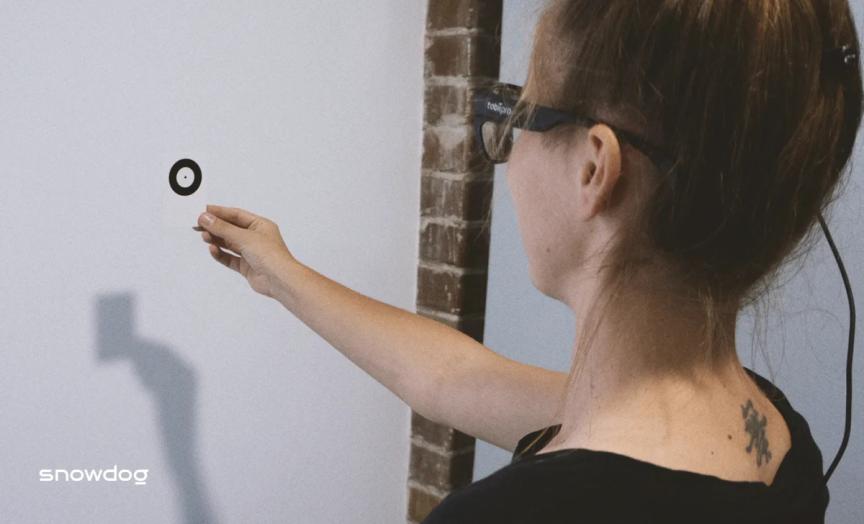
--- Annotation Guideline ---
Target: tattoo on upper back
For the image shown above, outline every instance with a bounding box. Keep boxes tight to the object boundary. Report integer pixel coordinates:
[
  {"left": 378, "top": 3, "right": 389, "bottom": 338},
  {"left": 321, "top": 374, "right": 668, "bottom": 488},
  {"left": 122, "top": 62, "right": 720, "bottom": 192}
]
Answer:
[{"left": 741, "top": 399, "right": 772, "bottom": 466}]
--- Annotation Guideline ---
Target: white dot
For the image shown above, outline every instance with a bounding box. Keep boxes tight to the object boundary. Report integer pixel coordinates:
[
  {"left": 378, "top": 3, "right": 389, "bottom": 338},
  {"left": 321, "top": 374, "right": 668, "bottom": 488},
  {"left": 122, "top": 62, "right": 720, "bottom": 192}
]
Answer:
[{"left": 176, "top": 167, "right": 195, "bottom": 188}]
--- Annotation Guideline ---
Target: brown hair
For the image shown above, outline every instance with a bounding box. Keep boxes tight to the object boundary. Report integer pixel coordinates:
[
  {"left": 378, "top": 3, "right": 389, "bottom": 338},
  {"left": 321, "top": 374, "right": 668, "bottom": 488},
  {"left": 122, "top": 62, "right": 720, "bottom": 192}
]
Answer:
[{"left": 484, "top": 0, "right": 862, "bottom": 429}]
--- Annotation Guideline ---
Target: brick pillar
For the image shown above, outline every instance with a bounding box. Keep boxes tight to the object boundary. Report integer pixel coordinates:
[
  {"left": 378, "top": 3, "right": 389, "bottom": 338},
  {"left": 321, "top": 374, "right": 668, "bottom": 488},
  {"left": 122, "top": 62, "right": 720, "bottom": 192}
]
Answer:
[{"left": 406, "top": 1, "right": 502, "bottom": 522}]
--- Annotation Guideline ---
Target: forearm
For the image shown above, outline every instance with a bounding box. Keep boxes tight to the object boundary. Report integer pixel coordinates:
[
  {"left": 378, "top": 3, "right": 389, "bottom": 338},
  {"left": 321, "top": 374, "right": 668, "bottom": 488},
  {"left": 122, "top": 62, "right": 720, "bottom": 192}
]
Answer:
[{"left": 271, "top": 258, "right": 478, "bottom": 420}]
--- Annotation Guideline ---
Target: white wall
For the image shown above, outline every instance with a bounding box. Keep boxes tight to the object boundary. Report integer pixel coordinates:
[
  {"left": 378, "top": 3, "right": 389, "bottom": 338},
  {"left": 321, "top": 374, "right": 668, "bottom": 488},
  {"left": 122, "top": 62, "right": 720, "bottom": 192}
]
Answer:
[
  {"left": 0, "top": 2, "right": 426, "bottom": 522},
  {"left": 478, "top": 1, "right": 864, "bottom": 522}
]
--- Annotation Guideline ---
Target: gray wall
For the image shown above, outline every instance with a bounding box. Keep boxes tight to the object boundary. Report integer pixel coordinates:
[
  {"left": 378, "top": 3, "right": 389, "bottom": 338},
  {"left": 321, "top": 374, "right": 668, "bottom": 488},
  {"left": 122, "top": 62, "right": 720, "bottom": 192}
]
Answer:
[
  {"left": 0, "top": 2, "right": 426, "bottom": 522},
  {"left": 477, "top": 1, "right": 864, "bottom": 522}
]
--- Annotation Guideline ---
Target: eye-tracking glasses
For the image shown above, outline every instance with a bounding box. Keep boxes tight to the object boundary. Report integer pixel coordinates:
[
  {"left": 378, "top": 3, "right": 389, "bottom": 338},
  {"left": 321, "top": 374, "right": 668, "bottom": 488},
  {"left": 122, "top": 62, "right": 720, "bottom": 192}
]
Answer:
[{"left": 472, "top": 81, "right": 676, "bottom": 174}]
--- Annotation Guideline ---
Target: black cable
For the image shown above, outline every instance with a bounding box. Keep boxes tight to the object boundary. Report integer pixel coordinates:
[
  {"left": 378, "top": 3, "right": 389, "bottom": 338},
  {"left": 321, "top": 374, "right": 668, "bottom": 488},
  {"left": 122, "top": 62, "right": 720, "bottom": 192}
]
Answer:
[{"left": 813, "top": 211, "right": 855, "bottom": 491}]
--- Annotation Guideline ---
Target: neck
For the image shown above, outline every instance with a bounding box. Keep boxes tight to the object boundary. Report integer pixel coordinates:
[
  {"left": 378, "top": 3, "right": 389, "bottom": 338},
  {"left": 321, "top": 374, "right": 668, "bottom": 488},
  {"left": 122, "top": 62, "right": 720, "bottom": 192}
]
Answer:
[{"left": 552, "top": 267, "right": 750, "bottom": 444}]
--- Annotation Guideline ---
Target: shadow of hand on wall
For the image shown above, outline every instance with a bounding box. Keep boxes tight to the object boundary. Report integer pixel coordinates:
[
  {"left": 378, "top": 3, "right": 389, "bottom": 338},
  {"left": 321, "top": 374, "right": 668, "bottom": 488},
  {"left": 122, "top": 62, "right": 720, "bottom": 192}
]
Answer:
[{"left": 95, "top": 292, "right": 219, "bottom": 524}]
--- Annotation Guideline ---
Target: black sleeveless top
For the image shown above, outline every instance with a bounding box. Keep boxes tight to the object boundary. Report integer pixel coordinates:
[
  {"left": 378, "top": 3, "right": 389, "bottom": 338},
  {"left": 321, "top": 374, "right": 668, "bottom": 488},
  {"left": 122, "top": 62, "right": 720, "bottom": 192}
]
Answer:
[{"left": 421, "top": 367, "right": 830, "bottom": 523}]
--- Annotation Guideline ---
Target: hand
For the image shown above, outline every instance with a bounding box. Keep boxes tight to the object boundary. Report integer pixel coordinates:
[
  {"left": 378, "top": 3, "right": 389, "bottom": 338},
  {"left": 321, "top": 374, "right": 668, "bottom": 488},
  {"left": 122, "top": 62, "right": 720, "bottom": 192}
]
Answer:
[{"left": 197, "top": 205, "right": 297, "bottom": 299}]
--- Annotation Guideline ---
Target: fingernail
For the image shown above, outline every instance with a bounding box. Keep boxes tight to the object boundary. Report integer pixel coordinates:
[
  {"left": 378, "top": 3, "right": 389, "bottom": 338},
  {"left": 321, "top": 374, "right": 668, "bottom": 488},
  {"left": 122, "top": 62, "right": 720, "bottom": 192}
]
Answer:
[{"left": 200, "top": 213, "right": 214, "bottom": 225}]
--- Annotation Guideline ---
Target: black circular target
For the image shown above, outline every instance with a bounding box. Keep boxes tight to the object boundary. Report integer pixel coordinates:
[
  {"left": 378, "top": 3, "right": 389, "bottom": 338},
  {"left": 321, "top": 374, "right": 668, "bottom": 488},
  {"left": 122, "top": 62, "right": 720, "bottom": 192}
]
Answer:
[{"left": 169, "top": 158, "right": 202, "bottom": 196}]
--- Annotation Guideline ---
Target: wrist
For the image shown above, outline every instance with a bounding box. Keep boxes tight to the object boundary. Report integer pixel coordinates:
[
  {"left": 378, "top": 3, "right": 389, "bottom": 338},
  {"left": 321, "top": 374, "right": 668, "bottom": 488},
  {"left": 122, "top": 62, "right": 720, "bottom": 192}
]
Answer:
[{"left": 271, "top": 255, "right": 307, "bottom": 309}]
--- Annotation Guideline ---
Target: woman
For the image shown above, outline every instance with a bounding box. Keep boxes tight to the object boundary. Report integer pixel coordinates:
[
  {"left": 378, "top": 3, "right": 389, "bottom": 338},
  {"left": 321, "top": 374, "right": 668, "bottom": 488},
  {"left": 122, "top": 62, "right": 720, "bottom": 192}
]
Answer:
[{"left": 196, "top": 0, "right": 861, "bottom": 521}]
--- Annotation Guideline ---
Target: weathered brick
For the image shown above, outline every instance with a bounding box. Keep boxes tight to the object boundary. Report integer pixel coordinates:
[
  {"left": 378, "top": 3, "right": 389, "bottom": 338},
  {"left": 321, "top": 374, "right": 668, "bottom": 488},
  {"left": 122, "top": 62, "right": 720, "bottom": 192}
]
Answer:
[
  {"left": 422, "top": 124, "right": 491, "bottom": 172},
  {"left": 411, "top": 410, "right": 477, "bottom": 450},
  {"left": 427, "top": 0, "right": 503, "bottom": 34},
  {"left": 424, "top": 33, "right": 500, "bottom": 78},
  {"left": 424, "top": 83, "right": 470, "bottom": 126},
  {"left": 410, "top": 2, "right": 501, "bottom": 519},
  {"left": 419, "top": 220, "right": 490, "bottom": 269},
  {"left": 408, "top": 441, "right": 476, "bottom": 491},
  {"left": 407, "top": 485, "right": 445, "bottom": 522},
  {"left": 420, "top": 174, "right": 493, "bottom": 220},
  {"left": 417, "top": 310, "right": 486, "bottom": 343},
  {"left": 416, "top": 266, "right": 488, "bottom": 316}
]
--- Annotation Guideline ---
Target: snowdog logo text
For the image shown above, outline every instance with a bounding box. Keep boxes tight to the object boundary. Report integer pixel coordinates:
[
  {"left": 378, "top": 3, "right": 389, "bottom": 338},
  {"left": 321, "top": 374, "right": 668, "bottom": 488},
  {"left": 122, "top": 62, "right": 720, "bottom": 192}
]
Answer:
[{"left": 39, "top": 465, "right": 148, "bottom": 485}]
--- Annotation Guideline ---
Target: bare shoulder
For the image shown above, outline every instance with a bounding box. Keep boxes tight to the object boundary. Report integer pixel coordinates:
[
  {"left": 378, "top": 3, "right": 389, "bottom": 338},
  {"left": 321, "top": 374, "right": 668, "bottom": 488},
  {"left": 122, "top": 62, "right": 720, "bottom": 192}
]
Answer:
[
  {"left": 540, "top": 381, "right": 792, "bottom": 486},
  {"left": 645, "top": 385, "right": 792, "bottom": 486}
]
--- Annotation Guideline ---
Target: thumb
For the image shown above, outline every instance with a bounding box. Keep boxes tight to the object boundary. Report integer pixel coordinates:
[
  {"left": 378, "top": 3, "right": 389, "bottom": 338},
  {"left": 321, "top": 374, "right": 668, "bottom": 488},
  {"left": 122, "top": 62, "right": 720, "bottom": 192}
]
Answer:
[{"left": 198, "top": 212, "right": 244, "bottom": 252}]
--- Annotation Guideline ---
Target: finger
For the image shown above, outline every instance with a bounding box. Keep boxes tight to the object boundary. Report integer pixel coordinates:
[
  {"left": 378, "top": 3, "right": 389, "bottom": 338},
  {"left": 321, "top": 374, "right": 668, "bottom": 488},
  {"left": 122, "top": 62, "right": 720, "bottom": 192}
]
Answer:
[
  {"left": 198, "top": 213, "right": 244, "bottom": 252},
  {"left": 201, "top": 231, "right": 239, "bottom": 254},
  {"left": 201, "top": 230, "right": 221, "bottom": 245},
  {"left": 205, "top": 204, "right": 259, "bottom": 229},
  {"left": 209, "top": 244, "right": 248, "bottom": 274}
]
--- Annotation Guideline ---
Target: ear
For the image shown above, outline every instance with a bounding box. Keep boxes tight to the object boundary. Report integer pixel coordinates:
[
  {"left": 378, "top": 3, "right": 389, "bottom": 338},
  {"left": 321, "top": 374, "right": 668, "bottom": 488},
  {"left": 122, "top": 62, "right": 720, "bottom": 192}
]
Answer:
[{"left": 576, "top": 124, "right": 622, "bottom": 220}]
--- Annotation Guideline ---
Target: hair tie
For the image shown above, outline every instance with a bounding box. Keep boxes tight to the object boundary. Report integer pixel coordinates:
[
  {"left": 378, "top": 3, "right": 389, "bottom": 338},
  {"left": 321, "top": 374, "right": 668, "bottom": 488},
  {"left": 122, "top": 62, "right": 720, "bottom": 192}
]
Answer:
[{"left": 823, "top": 44, "right": 858, "bottom": 71}]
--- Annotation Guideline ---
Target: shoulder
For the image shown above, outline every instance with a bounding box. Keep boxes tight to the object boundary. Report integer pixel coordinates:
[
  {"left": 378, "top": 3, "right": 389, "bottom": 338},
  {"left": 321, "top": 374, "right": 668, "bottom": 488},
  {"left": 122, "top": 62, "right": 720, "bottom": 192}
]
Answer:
[{"left": 421, "top": 452, "right": 646, "bottom": 524}]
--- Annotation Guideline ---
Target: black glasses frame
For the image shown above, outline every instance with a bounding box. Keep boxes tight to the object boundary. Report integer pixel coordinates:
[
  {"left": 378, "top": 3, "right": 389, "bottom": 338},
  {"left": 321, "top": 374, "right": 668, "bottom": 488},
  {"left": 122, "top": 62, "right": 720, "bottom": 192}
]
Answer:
[{"left": 473, "top": 82, "right": 675, "bottom": 173}]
